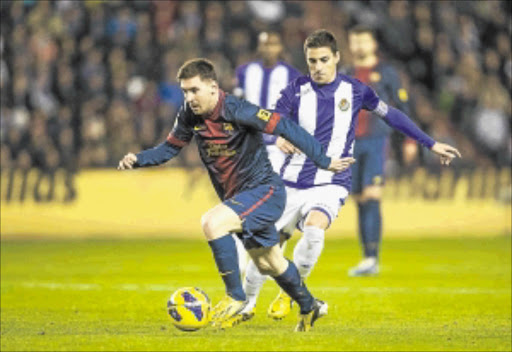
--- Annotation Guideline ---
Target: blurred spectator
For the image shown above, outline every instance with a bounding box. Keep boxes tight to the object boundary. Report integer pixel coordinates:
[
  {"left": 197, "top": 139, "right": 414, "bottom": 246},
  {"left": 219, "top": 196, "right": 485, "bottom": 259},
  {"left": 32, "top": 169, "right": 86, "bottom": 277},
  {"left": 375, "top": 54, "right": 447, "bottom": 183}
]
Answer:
[{"left": 0, "top": 0, "right": 509, "bottom": 190}]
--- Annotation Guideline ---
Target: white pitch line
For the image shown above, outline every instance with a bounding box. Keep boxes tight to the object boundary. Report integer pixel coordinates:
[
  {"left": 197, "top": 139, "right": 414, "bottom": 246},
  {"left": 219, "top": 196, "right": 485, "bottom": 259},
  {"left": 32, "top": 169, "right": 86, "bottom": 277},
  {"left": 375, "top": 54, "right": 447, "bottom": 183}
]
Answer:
[{"left": 12, "top": 282, "right": 511, "bottom": 295}]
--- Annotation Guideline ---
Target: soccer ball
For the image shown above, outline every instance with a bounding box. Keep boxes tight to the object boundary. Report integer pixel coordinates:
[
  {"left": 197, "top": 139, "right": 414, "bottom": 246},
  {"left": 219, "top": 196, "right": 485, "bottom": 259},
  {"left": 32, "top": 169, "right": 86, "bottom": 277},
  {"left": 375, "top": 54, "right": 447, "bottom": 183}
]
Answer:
[{"left": 167, "top": 287, "right": 211, "bottom": 331}]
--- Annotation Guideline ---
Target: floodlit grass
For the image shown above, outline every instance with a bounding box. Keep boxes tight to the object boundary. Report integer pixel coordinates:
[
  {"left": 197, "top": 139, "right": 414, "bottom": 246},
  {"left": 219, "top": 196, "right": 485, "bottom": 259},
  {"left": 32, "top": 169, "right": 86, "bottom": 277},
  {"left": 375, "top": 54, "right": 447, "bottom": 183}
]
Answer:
[{"left": 1, "top": 235, "right": 510, "bottom": 351}]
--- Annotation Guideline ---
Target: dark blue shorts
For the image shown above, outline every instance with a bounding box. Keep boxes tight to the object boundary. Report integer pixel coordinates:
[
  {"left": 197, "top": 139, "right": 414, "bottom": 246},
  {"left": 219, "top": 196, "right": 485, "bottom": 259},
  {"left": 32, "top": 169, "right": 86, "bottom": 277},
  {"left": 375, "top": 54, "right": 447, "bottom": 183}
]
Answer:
[
  {"left": 224, "top": 181, "right": 286, "bottom": 250},
  {"left": 351, "top": 136, "right": 387, "bottom": 194}
]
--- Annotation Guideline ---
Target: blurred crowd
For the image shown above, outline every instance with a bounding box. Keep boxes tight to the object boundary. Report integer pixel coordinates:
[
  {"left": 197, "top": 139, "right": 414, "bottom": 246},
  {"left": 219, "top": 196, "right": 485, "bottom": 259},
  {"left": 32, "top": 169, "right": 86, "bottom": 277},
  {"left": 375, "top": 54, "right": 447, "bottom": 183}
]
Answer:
[{"left": 0, "top": 0, "right": 510, "bottom": 179}]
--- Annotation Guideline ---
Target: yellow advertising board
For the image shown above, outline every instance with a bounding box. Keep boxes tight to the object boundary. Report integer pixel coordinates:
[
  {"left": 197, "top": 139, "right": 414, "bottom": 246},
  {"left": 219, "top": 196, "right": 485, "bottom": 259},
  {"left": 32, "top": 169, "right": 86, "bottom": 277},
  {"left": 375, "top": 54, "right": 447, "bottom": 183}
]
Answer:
[{"left": 1, "top": 168, "right": 510, "bottom": 239}]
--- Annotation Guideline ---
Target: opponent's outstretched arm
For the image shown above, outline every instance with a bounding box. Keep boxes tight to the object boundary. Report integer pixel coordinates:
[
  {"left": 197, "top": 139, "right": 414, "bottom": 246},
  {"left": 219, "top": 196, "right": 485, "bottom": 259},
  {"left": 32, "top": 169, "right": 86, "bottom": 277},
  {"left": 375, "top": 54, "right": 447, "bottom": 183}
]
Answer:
[{"left": 228, "top": 100, "right": 353, "bottom": 173}]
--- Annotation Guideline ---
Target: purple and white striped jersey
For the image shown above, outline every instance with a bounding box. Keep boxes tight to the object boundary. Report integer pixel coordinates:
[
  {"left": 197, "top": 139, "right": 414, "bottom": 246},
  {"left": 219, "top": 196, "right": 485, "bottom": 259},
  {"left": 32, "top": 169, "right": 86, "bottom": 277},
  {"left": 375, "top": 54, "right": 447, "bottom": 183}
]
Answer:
[
  {"left": 235, "top": 61, "right": 301, "bottom": 109},
  {"left": 275, "top": 73, "right": 382, "bottom": 191}
]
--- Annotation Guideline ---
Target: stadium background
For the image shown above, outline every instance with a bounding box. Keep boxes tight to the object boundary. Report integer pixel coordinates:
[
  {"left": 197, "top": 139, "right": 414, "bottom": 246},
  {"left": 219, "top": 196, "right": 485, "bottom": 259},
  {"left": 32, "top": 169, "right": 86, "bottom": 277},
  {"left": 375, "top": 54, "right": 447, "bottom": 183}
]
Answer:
[
  {"left": 0, "top": 1, "right": 511, "bottom": 351},
  {"left": 0, "top": 0, "right": 510, "bottom": 237}
]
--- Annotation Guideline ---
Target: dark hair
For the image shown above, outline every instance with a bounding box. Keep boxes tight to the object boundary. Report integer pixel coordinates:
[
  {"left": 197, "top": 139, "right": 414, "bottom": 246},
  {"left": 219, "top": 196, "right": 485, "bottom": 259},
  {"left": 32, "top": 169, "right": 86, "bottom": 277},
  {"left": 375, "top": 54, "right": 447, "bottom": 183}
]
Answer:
[
  {"left": 176, "top": 58, "right": 217, "bottom": 82},
  {"left": 348, "top": 24, "right": 377, "bottom": 38},
  {"left": 304, "top": 29, "right": 338, "bottom": 54}
]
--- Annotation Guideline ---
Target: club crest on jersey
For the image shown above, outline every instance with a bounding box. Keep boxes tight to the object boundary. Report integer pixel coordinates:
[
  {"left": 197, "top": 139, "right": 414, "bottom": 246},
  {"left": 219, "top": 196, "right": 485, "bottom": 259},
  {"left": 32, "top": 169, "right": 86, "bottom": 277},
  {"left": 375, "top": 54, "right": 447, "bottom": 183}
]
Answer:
[
  {"left": 338, "top": 98, "right": 350, "bottom": 111},
  {"left": 256, "top": 109, "right": 272, "bottom": 122}
]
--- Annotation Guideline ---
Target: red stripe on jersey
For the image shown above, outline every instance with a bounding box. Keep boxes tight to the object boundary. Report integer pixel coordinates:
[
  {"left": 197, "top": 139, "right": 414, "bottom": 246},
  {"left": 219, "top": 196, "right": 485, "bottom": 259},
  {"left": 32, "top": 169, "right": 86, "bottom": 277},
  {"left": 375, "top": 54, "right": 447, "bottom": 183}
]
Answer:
[
  {"left": 263, "top": 112, "right": 281, "bottom": 134},
  {"left": 240, "top": 186, "right": 275, "bottom": 219},
  {"left": 166, "top": 133, "right": 189, "bottom": 147}
]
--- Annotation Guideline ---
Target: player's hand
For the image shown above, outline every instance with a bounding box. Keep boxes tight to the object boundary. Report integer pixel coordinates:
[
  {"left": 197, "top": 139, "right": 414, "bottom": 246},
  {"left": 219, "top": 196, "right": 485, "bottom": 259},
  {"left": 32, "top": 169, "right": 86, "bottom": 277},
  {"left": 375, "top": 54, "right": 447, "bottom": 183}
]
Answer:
[
  {"left": 118, "top": 153, "right": 138, "bottom": 170},
  {"left": 328, "top": 157, "right": 356, "bottom": 173},
  {"left": 276, "top": 137, "right": 301, "bottom": 154},
  {"left": 430, "top": 142, "right": 461, "bottom": 166}
]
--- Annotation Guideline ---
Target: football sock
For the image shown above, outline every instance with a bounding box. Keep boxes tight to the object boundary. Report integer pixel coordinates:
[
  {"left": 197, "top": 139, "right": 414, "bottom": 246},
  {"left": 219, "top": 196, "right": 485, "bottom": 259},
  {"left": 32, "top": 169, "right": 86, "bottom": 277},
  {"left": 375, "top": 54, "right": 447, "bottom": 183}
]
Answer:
[
  {"left": 359, "top": 200, "right": 381, "bottom": 258},
  {"left": 273, "top": 260, "right": 314, "bottom": 314},
  {"left": 208, "top": 235, "right": 246, "bottom": 301},
  {"left": 233, "top": 234, "right": 249, "bottom": 276},
  {"left": 293, "top": 226, "right": 325, "bottom": 279},
  {"left": 243, "top": 259, "right": 267, "bottom": 310}
]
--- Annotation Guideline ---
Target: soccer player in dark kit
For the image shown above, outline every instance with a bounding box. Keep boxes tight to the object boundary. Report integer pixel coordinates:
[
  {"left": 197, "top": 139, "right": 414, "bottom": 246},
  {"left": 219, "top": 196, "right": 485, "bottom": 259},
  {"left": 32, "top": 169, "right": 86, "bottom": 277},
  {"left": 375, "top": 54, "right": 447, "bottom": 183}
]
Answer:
[
  {"left": 118, "top": 58, "right": 352, "bottom": 331},
  {"left": 346, "top": 25, "right": 415, "bottom": 276}
]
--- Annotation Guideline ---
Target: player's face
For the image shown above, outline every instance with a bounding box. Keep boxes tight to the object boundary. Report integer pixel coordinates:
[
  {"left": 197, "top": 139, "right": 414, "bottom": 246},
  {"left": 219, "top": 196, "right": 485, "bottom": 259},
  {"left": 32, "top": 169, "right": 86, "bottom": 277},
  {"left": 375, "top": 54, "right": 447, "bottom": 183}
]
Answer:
[
  {"left": 348, "top": 32, "right": 377, "bottom": 60},
  {"left": 306, "top": 47, "right": 340, "bottom": 84},
  {"left": 180, "top": 76, "right": 218, "bottom": 115},
  {"left": 258, "top": 33, "right": 283, "bottom": 62}
]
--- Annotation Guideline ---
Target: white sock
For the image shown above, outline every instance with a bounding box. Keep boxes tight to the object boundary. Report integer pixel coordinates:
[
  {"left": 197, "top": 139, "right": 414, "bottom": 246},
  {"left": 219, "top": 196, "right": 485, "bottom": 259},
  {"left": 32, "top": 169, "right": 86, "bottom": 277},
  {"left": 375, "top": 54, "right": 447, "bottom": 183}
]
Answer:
[
  {"left": 243, "top": 259, "right": 268, "bottom": 310},
  {"left": 233, "top": 234, "right": 249, "bottom": 276},
  {"left": 293, "top": 226, "right": 325, "bottom": 279}
]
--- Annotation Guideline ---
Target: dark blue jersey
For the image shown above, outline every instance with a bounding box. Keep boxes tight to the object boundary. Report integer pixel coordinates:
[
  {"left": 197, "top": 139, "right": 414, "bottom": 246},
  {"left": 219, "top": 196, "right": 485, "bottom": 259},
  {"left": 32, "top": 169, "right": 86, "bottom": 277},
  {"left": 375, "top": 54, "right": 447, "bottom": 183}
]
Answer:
[
  {"left": 135, "top": 91, "right": 331, "bottom": 200},
  {"left": 344, "top": 61, "right": 410, "bottom": 139}
]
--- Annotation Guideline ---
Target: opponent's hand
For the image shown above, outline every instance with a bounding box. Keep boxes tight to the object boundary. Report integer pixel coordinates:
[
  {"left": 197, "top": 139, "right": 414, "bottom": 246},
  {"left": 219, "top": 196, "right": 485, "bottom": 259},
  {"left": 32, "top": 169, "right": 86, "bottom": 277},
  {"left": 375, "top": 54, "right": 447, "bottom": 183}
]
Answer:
[
  {"left": 118, "top": 153, "right": 138, "bottom": 170},
  {"left": 328, "top": 157, "right": 356, "bottom": 173},
  {"left": 430, "top": 142, "right": 461, "bottom": 166},
  {"left": 276, "top": 137, "right": 301, "bottom": 154}
]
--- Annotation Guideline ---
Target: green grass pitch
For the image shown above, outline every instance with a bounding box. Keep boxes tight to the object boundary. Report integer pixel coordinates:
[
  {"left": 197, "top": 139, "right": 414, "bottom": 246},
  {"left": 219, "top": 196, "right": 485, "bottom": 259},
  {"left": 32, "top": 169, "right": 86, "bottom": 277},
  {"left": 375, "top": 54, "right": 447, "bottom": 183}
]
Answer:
[{"left": 1, "top": 235, "right": 511, "bottom": 351}]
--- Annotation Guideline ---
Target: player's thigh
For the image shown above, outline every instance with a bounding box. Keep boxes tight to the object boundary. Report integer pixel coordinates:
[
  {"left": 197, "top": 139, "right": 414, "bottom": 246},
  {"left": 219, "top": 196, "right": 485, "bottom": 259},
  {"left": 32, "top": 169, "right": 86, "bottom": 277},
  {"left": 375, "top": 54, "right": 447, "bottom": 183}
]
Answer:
[
  {"left": 201, "top": 203, "right": 243, "bottom": 240},
  {"left": 351, "top": 143, "right": 366, "bottom": 195},
  {"left": 275, "top": 186, "right": 303, "bottom": 236},
  {"left": 299, "top": 185, "right": 349, "bottom": 230},
  {"left": 359, "top": 137, "right": 386, "bottom": 191},
  {"left": 247, "top": 243, "right": 288, "bottom": 276},
  {"left": 225, "top": 182, "right": 286, "bottom": 249}
]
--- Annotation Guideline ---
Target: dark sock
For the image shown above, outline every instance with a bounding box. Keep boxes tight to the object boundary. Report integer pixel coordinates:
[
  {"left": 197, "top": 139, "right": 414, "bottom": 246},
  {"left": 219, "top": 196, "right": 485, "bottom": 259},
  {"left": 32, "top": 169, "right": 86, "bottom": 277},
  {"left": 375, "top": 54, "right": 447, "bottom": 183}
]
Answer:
[
  {"left": 208, "top": 236, "right": 246, "bottom": 301},
  {"left": 360, "top": 200, "right": 382, "bottom": 258},
  {"left": 273, "top": 260, "right": 314, "bottom": 314}
]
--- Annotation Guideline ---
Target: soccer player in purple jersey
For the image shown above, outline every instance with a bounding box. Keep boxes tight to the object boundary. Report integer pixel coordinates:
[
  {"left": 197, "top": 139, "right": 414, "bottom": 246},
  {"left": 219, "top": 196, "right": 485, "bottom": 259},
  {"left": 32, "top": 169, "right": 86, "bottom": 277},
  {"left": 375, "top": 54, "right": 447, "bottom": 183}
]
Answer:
[
  {"left": 234, "top": 31, "right": 302, "bottom": 276},
  {"left": 118, "top": 58, "right": 351, "bottom": 331},
  {"left": 241, "top": 30, "right": 461, "bottom": 320}
]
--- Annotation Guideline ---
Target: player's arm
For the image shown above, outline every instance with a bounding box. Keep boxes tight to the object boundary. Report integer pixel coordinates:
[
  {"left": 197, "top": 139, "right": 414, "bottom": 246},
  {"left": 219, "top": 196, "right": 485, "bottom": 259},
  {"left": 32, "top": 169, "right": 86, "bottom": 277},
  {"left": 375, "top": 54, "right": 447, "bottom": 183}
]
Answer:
[
  {"left": 269, "top": 84, "right": 302, "bottom": 154},
  {"left": 117, "top": 107, "right": 193, "bottom": 170},
  {"left": 228, "top": 99, "right": 352, "bottom": 172},
  {"left": 363, "top": 85, "right": 461, "bottom": 165}
]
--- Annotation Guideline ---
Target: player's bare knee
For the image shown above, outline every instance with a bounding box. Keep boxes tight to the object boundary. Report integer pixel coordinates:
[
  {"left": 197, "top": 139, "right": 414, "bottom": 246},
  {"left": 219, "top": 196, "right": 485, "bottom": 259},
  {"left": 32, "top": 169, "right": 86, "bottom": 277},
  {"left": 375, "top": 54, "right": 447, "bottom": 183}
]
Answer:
[
  {"left": 361, "top": 186, "right": 382, "bottom": 201},
  {"left": 303, "top": 210, "right": 330, "bottom": 229},
  {"left": 201, "top": 212, "right": 221, "bottom": 239}
]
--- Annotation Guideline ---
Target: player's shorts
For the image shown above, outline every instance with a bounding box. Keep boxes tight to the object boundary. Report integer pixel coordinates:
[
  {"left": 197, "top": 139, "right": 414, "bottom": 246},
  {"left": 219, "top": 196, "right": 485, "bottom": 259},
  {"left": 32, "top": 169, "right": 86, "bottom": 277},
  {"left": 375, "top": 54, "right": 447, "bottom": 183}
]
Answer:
[
  {"left": 266, "top": 145, "right": 287, "bottom": 174},
  {"left": 351, "top": 136, "right": 387, "bottom": 194},
  {"left": 275, "top": 184, "right": 349, "bottom": 237},
  {"left": 224, "top": 179, "right": 286, "bottom": 250}
]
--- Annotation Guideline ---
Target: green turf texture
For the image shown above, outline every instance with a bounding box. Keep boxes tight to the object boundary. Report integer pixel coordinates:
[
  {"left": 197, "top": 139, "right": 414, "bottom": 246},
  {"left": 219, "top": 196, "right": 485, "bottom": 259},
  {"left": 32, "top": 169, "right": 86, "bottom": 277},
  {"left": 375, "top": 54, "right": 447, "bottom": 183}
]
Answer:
[{"left": 1, "top": 235, "right": 511, "bottom": 351}]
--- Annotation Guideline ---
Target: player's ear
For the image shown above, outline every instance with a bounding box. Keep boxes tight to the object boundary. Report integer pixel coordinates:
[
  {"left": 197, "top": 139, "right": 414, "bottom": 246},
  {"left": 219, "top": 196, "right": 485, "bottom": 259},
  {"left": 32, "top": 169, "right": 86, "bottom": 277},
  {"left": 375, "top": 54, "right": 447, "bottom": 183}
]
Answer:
[
  {"left": 334, "top": 51, "right": 340, "bottom": 64},
  {"left": 210, "top": 80, "right": 218, "bottom": 95}
]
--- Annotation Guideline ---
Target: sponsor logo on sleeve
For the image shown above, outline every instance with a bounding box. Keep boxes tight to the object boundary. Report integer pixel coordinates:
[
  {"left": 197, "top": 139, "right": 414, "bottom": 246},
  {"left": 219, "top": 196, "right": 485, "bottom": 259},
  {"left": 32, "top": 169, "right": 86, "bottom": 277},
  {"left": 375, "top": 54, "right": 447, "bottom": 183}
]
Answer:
[{"left": 256, "top": 109, "right": 272, "bottom": 122}]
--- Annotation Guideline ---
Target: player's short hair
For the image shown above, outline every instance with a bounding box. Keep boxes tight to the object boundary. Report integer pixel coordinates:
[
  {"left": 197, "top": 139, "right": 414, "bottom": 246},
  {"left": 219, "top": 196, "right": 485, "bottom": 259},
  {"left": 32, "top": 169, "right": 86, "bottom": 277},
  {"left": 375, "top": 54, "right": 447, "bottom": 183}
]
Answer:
[
  {"left": 177, "top": 58, "right": 218, "bottom": 82},
  {"left": 348, "top": 24, "right": 377, "bottom": 39},
  {"left": 304, "top": 29, "right": 338, "bottom": 54}
]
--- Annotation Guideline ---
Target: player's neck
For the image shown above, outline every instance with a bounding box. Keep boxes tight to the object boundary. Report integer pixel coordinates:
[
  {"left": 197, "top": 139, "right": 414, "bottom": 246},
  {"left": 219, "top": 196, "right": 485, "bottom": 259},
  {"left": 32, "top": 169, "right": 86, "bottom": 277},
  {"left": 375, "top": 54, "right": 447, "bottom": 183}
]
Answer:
[
  {"left": 354, "top": 55, "right": 378, "bottom": 68},
  {"left": 203, "top": 90, "right": 221, "bottom": 117},
  {"left": 262, "top": 58, "right": 279, "bottom": 68}
]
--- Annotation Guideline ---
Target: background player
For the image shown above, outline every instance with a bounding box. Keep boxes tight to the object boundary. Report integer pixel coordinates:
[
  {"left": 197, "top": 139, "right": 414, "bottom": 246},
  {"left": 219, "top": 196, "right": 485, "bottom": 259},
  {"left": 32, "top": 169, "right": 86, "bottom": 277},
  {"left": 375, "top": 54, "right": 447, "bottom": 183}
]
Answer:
[
  {"left": 234, "top": 31, "right": 302, "bottom": 275},
  {"left": 117, "top": 58, "right": 352, "bottom": 331},
  {"left": 345, "top": 25, "right": 415, "bottom": 276},
  {"left": 241, "top": 29, "right": 461, "bottom": 320}
]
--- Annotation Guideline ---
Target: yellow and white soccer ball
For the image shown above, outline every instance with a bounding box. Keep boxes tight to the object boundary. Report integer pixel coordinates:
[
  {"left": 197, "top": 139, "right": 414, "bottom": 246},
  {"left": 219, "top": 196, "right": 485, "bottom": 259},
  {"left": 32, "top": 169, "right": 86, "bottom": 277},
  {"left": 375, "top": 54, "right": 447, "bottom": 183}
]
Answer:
[{"left": 167, "top": 287, "right": 211, "bottom": 331}]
